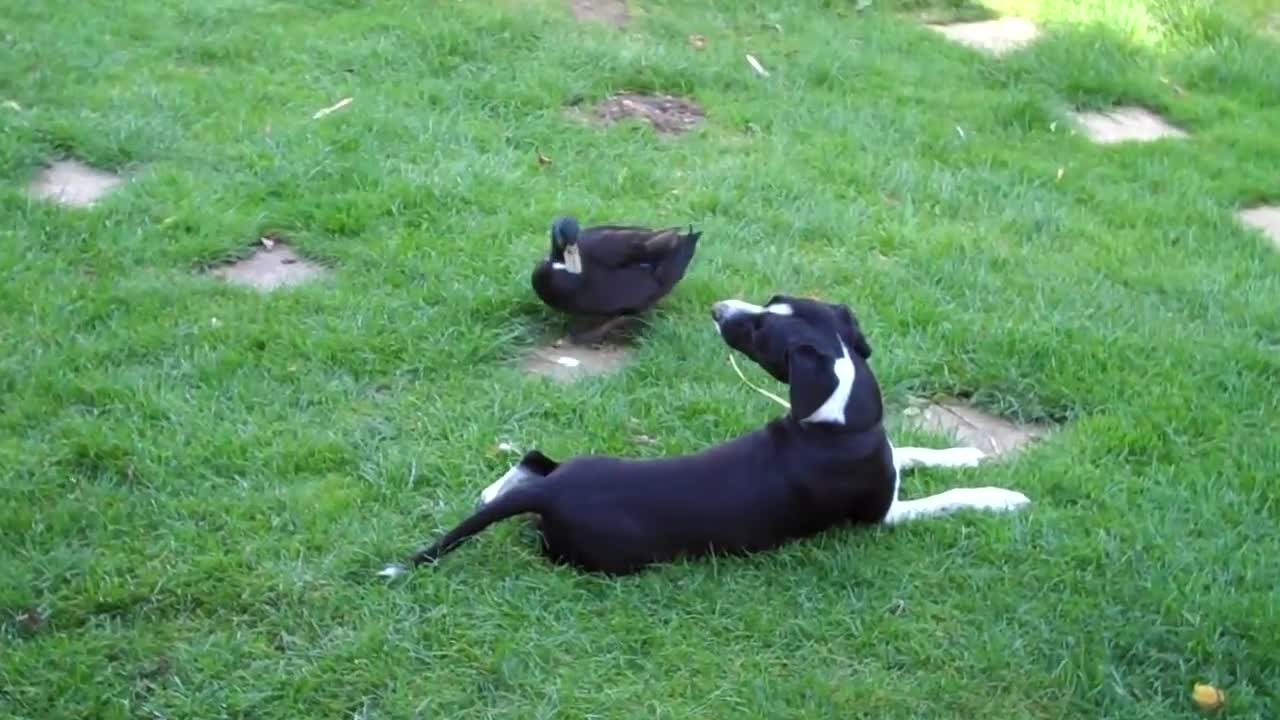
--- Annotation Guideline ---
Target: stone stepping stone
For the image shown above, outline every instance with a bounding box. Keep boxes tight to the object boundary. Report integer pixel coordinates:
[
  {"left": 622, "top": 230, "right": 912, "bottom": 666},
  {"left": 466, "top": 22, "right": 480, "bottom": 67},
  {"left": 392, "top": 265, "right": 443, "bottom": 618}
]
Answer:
[
  {"left": 927, "top": 17, "right": 1040, "bottom": 56},
  {"left": 568, "top": 0, "right": 627, "bottom": 27},
  {"left": 904, "top": 397, "right": 1050, "bottom": 458},
  {"left": 28, "top": 160, "right": 123, "bottom": 207},
  {"left": 1069, "top": 106, "right": 1188, "bottom": 144},
  {"left": 210, "top": 239, "right": 330, "bottom": 291},
  {"left": 1237, "top": 206, "right": 1280, "bottom": 250},
  {"left": 521, "top": 342, "right": 629, "bottom": 382}
]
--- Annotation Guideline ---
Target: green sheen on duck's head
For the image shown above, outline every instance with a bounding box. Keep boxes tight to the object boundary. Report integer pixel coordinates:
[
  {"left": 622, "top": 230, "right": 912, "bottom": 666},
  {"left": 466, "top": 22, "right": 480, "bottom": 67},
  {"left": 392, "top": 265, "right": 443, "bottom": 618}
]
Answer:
[{"left": 549, "top": 215, "right": 581, "bottom": 256}]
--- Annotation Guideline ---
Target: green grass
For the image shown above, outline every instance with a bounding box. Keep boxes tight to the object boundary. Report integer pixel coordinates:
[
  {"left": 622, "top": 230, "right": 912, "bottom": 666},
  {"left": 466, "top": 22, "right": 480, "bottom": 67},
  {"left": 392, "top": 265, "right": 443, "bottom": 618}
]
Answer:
[{"left": 2, "top": 0, "right": 1279, "bottom": 716}]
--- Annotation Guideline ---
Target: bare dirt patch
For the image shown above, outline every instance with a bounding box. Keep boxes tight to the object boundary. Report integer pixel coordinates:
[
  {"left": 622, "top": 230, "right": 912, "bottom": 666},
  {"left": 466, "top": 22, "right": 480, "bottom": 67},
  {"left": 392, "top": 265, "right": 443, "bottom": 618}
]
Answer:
[
  {"left": 904, "top": 397, "right": 1050, "bottom": 458},
  {"left": 210, "top": 238, "right": 330, "bottom": 291},
  {"left": 1069, "top": 106, "right": 1188, "bottom": 144},
  {"left": 593, "top": 93, "right": 705, "bottom": 135},
  {"left": 28, "top": 160, "right": 123, "bottom": 207},
  {"left": 927, "top": 17, "right": 1039, "bottom": 56},
  {"left": 568, "top": 0, "right": 627, "bottom": 27},
  {"left": 1237, "top": 206, "right": 1280, "bottom": 250},
  {"left": 521, "top": 342, "right": 629, "bottom": 382}
]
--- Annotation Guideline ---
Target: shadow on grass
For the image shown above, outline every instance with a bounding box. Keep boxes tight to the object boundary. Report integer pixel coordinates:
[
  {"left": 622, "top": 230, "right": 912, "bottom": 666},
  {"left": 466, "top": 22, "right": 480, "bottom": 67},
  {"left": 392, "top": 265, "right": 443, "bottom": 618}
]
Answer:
[{"left": 503, "top": 297, "right": 659, "bottom": 349}]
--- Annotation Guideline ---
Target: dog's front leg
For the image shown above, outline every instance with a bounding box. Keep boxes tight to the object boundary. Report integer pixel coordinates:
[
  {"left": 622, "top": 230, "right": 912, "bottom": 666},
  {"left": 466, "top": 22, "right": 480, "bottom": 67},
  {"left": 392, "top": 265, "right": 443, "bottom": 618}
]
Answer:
[
  {"left": 882, "top": 487, "right": 1030, "bottom": 525},
  {"left": 891, "top": 445, "right": 986, "bottom": 473}
]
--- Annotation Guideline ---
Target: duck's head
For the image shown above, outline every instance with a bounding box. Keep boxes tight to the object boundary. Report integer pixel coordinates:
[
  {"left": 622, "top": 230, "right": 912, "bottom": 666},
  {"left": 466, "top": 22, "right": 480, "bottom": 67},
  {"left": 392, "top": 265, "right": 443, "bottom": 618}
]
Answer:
[{"left": 549, "top": 215, "right": 583, "bottom": 274}]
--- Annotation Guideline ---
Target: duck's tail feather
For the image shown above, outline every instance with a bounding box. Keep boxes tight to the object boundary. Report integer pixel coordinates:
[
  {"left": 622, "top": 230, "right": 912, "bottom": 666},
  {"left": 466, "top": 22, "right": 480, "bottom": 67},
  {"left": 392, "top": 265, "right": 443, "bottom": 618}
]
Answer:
[{"left": 655, "top": 228, "right": 700, "bottom": 284}]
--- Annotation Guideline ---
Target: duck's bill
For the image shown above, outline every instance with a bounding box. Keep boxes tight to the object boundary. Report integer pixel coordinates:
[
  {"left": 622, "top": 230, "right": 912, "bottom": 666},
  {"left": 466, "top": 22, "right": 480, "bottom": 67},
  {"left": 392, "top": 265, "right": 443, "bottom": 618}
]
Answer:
[{"left": 564, "top": 244, "right": 583, "bottom": 274}]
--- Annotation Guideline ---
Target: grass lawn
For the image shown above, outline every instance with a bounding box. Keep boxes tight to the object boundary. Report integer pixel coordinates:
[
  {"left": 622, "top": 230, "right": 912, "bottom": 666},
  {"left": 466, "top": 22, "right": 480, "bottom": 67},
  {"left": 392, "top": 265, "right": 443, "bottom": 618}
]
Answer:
[{"left": 3, "top": 0, "right": 1279, "bottom": 716}]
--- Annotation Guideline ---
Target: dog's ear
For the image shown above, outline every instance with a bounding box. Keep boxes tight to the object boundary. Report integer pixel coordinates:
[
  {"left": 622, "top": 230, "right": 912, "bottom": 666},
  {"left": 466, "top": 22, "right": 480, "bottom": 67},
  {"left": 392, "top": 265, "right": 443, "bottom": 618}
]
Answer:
[
  {"left": 836, "top": 305, "right": 872, "bottom": 359},
  {"left": 787, "top": 343, "right": 839, "bottom": 421}
]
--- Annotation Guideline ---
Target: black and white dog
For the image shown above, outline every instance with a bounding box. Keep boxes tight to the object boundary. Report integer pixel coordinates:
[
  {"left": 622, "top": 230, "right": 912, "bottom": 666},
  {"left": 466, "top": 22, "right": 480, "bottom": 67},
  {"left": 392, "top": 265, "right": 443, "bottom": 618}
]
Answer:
[{"left": 381, "top": 295, "right": 1029, "bottom": 577}]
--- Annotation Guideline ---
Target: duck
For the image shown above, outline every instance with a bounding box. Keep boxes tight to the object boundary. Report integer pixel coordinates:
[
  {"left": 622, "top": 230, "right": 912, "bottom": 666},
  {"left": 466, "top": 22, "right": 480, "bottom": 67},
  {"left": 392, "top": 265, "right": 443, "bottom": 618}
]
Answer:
[{"left": 531, "top": 215, "right": 702, "bottom": 345}]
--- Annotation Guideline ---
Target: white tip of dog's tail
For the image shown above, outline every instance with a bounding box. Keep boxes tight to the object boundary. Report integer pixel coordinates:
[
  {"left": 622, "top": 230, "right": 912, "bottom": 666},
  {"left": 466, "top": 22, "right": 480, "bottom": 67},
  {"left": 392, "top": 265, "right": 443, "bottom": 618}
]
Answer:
[{"left": 378, "top": 563, "right": 407, "bottom": 579}]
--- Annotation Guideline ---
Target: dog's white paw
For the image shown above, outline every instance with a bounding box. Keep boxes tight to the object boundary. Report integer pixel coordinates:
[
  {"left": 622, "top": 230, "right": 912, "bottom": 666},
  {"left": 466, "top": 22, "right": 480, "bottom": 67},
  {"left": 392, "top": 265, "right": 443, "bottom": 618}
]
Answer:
[
  {"left": 377, "top": 563, "right": 407, "bottom": 579},
  {"left": 944, "top": 446, "right": 988, "bottom": 467},
  {"left": 966, "top": 487, "right": 1030, "bottom": 512}
]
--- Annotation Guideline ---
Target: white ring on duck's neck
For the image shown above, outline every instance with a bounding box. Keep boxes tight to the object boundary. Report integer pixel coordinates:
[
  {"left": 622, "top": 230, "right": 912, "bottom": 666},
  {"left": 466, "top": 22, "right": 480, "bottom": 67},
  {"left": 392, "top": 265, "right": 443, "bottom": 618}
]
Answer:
[{"left": 564, "top": 245, "right": 583, "bottom": 275}]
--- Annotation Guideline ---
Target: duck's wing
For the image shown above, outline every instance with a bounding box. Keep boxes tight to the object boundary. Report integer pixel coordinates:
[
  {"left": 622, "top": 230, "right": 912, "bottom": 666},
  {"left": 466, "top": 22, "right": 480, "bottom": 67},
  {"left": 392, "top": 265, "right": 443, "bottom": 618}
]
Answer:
[{"left": 578, "top": 225, "right": 689, "bottom": 269}]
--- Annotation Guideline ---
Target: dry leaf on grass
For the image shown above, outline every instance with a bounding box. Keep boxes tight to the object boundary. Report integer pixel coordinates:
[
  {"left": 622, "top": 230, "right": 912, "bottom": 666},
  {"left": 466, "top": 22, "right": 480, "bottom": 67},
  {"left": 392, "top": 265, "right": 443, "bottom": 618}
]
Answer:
[
  {"left": 689, "top": 34, "right": 706, "bottom": 49},
  {"left": 311, "top": 97, "right": 353, "bottom": 119},
  {"left": 745, "top": 54, "right": 769, "bottom": 77},
  {"left": 1191, "top": 683, "right": 1224, "bottom": 711},
  {"left": 1159, "top": 76, "right": 1187, "bottom": 95},
  {"left": 15, "top": 608, "right": 44, "bottom": 635}
]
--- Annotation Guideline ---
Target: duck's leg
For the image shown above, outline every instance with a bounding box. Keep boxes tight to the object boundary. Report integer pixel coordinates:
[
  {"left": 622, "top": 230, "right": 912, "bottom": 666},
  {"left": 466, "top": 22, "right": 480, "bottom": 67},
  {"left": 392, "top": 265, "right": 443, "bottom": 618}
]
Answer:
[
  {"left": 569, "top": 315, "right": 636, "bottom": 347},
  {"left": 555, "top": 316, "right": 597, "bottom": 347}
]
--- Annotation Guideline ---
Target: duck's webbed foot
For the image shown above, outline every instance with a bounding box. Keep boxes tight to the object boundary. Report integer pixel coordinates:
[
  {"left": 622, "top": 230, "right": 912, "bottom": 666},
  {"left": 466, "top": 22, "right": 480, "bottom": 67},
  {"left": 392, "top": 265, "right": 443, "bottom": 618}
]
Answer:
[{"left": 568, "top": 315, "right": 638, "bottom": 347}]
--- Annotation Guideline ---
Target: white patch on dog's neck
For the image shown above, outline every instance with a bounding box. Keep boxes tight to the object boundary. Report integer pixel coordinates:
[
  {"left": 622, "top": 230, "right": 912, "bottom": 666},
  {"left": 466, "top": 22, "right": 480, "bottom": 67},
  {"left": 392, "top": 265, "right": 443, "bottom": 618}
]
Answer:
[{"left": 801, "top": 340, "right": 855, "bottom": 425}]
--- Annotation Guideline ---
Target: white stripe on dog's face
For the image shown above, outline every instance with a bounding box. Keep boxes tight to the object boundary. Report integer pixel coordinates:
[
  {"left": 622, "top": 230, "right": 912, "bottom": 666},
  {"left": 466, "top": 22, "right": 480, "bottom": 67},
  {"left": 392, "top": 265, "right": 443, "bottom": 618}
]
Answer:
[{"left": 713, "top": 299, "right": 794, "bottom": 320}]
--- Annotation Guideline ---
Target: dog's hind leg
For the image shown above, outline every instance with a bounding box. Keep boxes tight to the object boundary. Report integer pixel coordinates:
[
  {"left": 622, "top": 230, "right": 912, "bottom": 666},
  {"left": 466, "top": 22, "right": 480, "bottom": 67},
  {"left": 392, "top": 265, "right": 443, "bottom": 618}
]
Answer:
[
  {"left": 891, "top": 445, "right": 986, "bottom": 473},
  {"left": 881, "top": 487, "right": 1030, "bottom": 525},
  {"left": 478, "top": 450, "right": 560, "bottom": 506}
]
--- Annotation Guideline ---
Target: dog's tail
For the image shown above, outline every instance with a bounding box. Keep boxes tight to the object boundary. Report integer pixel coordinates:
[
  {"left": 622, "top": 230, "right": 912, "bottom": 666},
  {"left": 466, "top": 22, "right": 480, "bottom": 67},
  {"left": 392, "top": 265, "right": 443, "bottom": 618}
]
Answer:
[{"left": 379, "top": 487, "right": 545, "bottom": 578}]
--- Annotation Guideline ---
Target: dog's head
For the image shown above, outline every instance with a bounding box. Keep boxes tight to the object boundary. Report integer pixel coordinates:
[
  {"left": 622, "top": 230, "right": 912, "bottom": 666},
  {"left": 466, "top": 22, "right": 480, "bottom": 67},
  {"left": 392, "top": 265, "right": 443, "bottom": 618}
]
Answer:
[{"left": 712, "top": 294, "right": 877, "bottom": 427}]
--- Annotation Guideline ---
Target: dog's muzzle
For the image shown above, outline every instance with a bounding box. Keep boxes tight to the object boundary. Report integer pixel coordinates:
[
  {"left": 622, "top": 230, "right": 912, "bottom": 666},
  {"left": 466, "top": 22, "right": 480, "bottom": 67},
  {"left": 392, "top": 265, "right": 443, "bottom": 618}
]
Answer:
[{"left": 711, "top": 300, "right": 756, "bottom": 324}]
